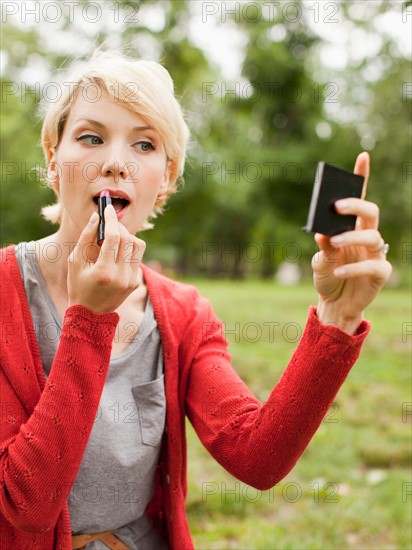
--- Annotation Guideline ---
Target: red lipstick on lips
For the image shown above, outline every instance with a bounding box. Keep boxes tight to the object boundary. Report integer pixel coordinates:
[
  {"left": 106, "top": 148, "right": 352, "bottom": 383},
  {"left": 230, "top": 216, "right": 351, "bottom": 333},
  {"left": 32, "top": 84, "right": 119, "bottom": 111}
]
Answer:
[{"left": 97, "top": 189, "right": 112, "bottom": 246}]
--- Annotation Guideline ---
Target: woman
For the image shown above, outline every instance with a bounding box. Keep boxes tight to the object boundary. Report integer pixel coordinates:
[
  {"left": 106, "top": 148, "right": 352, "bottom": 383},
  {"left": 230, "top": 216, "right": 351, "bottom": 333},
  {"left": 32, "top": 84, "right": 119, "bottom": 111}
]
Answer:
[{"left": 0, "top": 50, "right": 392, "bottom": 550}]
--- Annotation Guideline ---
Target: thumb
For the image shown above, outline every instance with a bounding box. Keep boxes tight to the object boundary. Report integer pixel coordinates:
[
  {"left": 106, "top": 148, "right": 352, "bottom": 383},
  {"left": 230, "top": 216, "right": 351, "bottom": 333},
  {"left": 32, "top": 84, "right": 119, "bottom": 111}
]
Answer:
[
  {"left": 312, "top": 233, "right": 341, "bottom": 278},
  {"left": 72, "top": 211, "right": 100, "bottom": 265},
  {"left": 354, "top": 151, "right": 370, "bottom": 200}
]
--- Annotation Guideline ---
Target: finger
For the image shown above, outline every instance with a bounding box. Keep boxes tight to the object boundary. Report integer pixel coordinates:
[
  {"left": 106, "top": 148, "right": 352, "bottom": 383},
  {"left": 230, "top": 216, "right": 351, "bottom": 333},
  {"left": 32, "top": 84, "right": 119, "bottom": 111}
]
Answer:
[
  {"left": 99, "top": 204, "right": 120, "bottom": 263},
  {"left": 354, "top": 151, "right": 370, "bottom": 199},
  {"left": 314, "top": 233, "right": 342, "bottom": 259},
  {"left": 116, "top": 223, "right": 142, "bottom": 266},
  {"left": 329, "top": 229, "right": 384, "bottom": 255},
  {"left": 312, "top": 236, "right": 342, "bottom": 273},
  {"left": 333, "top": 259, "right": 392, "bottom": 281},
  {"left": 116, "top": 224, "right": 131, "bottom": 266},
  {"left": 118, "top": 234, "right": 145, "bottom": 267},
  {"left": 126, "top": 241, "right": 145, "bottom": 288},
  {"left": 334, "top": 198, "right": 379, "bottom": 230},
  {"left": 73, "top": 211, "right": 100, "bottom": 265},
  {"left": 314, "top": 233, "right": 330, "bottom": 251}
]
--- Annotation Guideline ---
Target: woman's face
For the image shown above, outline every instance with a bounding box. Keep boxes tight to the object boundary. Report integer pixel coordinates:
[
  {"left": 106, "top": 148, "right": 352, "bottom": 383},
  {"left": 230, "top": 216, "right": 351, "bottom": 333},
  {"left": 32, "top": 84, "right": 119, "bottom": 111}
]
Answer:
[{"left": 49, "top": 86, "right": 170, "bottom": 237}]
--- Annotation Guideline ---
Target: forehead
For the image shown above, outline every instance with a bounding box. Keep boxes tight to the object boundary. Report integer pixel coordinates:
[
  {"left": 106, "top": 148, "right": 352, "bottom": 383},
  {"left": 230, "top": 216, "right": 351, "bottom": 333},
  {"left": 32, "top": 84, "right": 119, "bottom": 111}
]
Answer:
[{"left": 65, "top": 86, "right": 151, "bottom": 129}]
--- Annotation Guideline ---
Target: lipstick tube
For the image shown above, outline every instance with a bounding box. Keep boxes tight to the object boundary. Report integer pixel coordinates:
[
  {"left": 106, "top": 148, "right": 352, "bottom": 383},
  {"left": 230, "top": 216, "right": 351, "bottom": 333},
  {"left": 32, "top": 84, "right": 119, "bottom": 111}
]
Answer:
[{"left": 97, "top": 190, "right": 112, "bottom": 246}]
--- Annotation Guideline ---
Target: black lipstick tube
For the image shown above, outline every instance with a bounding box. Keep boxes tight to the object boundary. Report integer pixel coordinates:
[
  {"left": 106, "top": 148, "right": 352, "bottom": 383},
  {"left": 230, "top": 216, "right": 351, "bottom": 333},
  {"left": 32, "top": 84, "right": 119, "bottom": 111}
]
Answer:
[{"left": 97, "top": 195, "right": 112, "bottom": 246}]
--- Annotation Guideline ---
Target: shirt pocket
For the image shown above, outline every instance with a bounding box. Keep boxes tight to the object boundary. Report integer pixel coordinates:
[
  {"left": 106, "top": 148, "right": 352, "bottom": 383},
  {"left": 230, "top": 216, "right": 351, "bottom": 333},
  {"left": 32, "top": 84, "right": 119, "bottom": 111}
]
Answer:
[{"left": 132, "top": 374, "right": 166, "bottom": 447}]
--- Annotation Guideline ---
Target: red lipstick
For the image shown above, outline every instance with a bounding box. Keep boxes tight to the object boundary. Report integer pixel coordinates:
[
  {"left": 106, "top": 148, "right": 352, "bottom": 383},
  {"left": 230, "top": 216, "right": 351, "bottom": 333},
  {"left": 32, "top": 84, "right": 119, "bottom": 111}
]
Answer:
[{"left": 97, "top": 189, "right": 112, "bottom": 246}]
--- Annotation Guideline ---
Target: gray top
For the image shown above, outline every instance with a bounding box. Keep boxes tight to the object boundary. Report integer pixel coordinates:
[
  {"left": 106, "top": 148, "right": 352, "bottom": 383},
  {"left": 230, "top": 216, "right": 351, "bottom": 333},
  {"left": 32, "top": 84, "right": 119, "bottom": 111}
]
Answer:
[{"left": 15, "top": 241, "right": 169, "bottom": 550}]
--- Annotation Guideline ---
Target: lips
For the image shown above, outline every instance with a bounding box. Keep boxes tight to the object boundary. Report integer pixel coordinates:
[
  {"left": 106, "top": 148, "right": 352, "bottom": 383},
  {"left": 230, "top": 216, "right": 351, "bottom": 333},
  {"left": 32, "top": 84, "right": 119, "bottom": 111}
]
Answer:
[{"left": 93, "top": 190, "right": 131, "bottom": 215}]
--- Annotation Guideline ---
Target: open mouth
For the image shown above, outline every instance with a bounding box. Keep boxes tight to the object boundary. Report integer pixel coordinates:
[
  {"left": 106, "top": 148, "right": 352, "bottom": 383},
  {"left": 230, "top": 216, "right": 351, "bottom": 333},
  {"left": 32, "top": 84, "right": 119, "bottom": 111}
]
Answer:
[{"left": 93, "top": 195, "right": 130, "bottom": 214}]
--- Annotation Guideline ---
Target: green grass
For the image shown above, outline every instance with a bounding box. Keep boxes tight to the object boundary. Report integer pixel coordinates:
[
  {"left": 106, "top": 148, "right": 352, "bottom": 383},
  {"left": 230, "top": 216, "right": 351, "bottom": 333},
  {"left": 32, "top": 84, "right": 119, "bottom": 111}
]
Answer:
[{"left": 177, "top": 279, "right": 411, "bottom": 549}]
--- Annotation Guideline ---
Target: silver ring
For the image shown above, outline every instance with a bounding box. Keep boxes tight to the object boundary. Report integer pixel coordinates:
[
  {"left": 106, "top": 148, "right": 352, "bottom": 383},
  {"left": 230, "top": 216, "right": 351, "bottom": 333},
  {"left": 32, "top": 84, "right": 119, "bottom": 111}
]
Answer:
[{"left": 381, "top": 242, "right": 390, "bottom": 255}]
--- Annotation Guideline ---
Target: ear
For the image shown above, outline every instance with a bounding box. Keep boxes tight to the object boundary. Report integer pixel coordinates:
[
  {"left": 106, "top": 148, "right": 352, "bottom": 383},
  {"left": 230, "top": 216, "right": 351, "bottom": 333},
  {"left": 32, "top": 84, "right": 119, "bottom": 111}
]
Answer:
[
  {"left": 47, "top": 146, "right": 56, "bottom": 164},
  {"left": 154, "top": 160, "right": 173, "bottom": 209},
  {"left": 161, "top": 159, "right": 172, "bottom": 189},
  {"left": 46, "top": 147, "right": 59, "bottom": 189}
]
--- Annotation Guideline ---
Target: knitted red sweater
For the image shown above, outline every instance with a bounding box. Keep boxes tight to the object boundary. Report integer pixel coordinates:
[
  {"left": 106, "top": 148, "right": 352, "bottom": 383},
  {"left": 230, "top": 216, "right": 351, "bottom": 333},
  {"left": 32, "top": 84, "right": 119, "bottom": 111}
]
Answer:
[{"left": 0, "top": 245, "right": 370, "bottom": 549}]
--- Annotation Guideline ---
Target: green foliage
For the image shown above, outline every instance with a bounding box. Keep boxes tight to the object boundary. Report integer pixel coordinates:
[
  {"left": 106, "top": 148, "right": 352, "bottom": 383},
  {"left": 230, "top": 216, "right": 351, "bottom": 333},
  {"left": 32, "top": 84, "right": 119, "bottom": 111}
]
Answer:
[
  {"left": 1, "top": 1, "right": 410, "bottom": 277},
  {"left": 0, "top": 78, "right": 55, "bottom": 244}
]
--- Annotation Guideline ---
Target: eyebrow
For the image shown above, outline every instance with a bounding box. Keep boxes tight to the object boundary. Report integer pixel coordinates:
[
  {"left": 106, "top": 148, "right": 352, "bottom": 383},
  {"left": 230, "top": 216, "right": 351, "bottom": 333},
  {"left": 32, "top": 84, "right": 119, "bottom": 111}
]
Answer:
[{"left": 73, "top": 118, "right": 154, "bottom": 132}]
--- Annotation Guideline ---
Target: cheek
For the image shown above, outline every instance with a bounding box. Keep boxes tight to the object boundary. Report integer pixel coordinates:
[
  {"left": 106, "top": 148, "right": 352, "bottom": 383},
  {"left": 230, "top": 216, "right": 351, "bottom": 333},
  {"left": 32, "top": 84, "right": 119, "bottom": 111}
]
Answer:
[
  {"left": 137, "top": 159, "right": 167, "bottom": 189},
  {"left": 55, "top": 143, "right": 92, "bottom": 184},
  {"left": 59, "top": 160, "right": 94, "bottom": 189}
]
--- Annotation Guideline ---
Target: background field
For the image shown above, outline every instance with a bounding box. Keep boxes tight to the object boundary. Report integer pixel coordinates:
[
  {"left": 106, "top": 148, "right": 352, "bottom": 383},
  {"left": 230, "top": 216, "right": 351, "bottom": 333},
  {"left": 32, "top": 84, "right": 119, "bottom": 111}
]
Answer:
[{"left": 179, "top": 279, "right": 411, "bottom": 549}]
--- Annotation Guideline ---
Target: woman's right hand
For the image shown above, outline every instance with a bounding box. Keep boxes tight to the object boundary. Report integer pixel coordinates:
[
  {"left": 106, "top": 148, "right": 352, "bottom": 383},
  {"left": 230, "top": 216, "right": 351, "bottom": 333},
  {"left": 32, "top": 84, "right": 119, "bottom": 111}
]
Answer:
[{"left": 67, "top": 205, "right": 146, "bottom": 313}]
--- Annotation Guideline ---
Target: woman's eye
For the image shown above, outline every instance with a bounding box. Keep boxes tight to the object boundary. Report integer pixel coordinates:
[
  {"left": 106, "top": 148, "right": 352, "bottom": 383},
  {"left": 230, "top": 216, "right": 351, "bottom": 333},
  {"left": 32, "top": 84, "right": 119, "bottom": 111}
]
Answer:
[
  {"left": 76, "top": 134, "right": 102, "bottom": 145},
  {"left": 136, "top": 141, "right": 156, "bottom": 152}
]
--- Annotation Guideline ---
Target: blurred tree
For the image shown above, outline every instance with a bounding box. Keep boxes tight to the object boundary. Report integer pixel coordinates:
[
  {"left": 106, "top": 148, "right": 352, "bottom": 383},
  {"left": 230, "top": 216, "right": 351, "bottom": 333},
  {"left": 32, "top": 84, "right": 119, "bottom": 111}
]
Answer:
[
  {"left": 327, "top": 0, "right": 411, "bottom": 263},
  {"left": 182, "top": 6, "right": 341, "bottom": 277},
  {"left": 1, "top": 0, "right": 410, "bottom": 278}
]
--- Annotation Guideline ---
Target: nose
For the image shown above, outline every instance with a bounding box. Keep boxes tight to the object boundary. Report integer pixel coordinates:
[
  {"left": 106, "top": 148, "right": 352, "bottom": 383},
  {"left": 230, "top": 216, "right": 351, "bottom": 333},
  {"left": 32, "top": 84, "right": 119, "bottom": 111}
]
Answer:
[{"left": 101, "top": 158, "right": 130, "bottom": 182}]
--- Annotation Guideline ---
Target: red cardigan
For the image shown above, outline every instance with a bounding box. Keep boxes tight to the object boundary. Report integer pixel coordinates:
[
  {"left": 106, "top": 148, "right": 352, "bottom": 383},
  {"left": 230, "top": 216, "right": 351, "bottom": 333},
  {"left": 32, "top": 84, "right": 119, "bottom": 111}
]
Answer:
[{"left": 0, "top": 245, "right": 370, "bottom": 549}]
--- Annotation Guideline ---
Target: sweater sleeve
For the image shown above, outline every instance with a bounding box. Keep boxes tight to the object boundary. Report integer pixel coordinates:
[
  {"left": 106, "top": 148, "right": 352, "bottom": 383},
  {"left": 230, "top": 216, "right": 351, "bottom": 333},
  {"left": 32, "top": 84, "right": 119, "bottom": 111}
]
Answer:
[
  {"left": 0, "top": 305, "right": 119, "bottom": 533},
  {"left": 185, "top": 303, "right": 370, "bottom": 490}
]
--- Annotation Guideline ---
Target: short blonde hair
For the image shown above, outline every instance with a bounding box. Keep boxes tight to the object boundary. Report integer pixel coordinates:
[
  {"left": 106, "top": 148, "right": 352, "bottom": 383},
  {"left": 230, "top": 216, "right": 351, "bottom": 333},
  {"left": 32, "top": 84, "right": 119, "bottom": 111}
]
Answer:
[{"left": 40, "top": 49, "right": 190, "bottom": 230}]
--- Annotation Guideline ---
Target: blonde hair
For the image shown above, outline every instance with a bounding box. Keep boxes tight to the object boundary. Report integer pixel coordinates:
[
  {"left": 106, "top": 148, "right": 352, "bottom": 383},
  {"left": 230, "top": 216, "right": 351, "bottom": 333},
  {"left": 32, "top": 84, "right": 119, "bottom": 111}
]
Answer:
[{"left": 40, "top": 49, "right": 190, "bottom": 230}]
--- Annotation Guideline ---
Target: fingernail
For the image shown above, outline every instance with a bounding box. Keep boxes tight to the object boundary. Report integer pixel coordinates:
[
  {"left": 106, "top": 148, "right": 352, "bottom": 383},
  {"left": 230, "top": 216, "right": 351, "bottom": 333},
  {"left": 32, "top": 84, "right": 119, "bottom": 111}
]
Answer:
[
  {"left": 89, "top": 212, "right": 99, "bottom": 224},
  {"left": 331, "top": 236, "right": 344, "bottom": 245},
  {"left": 334, "top": 267, "right": 346, "bottom": 276},
  {"left": 335, "top": 200, "right": 349, "bottom": 211}
]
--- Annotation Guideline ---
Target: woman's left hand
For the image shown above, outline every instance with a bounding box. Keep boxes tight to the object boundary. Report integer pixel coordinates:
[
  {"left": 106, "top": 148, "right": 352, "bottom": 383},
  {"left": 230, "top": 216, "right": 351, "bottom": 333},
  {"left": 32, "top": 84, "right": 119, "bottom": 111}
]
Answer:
[{"left": 312, "top": 151, "right": 392, "bottom": 335}]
